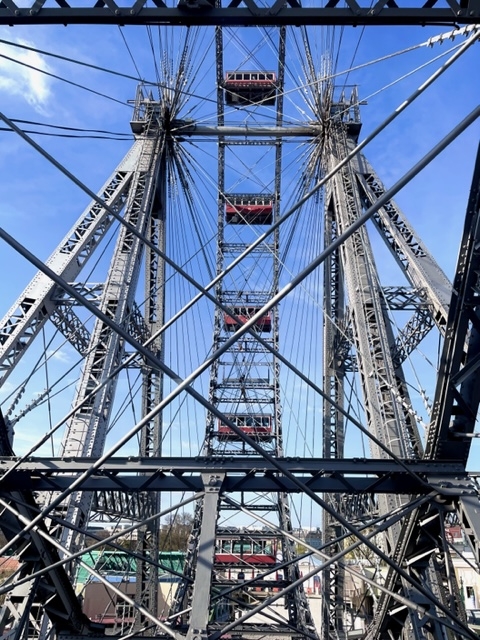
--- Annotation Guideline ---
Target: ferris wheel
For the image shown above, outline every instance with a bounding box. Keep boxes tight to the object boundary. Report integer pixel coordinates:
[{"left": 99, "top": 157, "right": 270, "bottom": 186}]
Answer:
[{"left": 0, "top": 15, "right": 478, "bottom": 640}]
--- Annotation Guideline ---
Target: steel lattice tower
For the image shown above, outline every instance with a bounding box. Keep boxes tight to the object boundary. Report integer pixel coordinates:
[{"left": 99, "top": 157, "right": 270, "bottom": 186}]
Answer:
[{"left": 0, "top": 18, "right": 479, "bottom": 640}]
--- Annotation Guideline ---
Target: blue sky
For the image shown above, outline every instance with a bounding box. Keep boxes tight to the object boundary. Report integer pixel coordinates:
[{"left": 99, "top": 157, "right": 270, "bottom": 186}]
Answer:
[{"left": 0, "top": 22, "right": 479, "bottom": 483}]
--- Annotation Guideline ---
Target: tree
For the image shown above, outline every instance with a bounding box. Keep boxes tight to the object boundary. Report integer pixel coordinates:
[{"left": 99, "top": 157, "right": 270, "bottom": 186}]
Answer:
[{"left": 159, "top": 513, "right": 193, "bottom": 551}]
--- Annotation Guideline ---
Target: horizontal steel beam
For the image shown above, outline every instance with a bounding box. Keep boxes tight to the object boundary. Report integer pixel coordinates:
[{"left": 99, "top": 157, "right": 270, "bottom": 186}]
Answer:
[
  {"left": 172, "top": 123, "right": 323, "bottom": 137},
  {"left": 0, "top": 455, "right": 467, "bottom": 473},
  {"left": 0, "top": 474, "right": 473, "bottom": 494},
  {"left": 0, "top": 4, "right": 477, "bottom": 26},
  {"left": 0, "top": 456, "right": 474, "bottom": 495}
]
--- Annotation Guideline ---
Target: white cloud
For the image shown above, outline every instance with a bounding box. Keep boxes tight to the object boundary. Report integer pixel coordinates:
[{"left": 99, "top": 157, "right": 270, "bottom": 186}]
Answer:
[
  {"left": 46, "top": 348, "right": 71, "bottom": 363},
  {"left": 0, "top": 381, "right": 14, "bottom": 397},
  {"left": 0, "top": 38, "right": 52, "bottom": 113}
]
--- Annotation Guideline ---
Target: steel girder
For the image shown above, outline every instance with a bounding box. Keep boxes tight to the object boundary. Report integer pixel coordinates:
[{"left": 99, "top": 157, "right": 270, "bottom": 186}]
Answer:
[
  {"left": 426, "top": 142, "right": 480, "bottom": 463},
  {"left": 56, "top": 129, "right": 165, "bottom": 554},
  {"left": 134, "top": 138, "right": 167, "bottom": 629},
  {"left": 320, "top": 107, "right": 480, "bottom": 640},
  {"left": 0, "top": 37, "right": 474, "bottom": 633},
  {"left": 365, "top": 143, "right": 480, "bottom": 640},
  {"left": 0, "top": 457, "right": 472, "bottom": 493},
  {"left": 0, "top": 490, "right": 102, "bottom": 640},
  {"left": 324, "top": 115, "right": 448, "bottom": 640},
  {"left": 0, "top": 156, "right": 135, "bottom": 386},
  {"left": 355, "top": 155, "right": 452, "bottom": 335},
  {"left": 0, "top": 418, "right": 99, "bottom": 640},
  {"left": 322, "top": 184, "right": 347, "bottom": 640},
  {"left": 333, "top": 143, "right": 480, "bottom": 640},
  {"left": 0, "top": 0, "right": 478, "bottom": 26}
]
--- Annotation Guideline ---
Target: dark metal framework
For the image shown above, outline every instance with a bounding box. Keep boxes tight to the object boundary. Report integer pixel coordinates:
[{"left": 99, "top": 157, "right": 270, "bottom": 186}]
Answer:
[
  {"left": 320, "top": 96, "right": 480, "bottom": 639},
  {"left": 0, "top": 0, "right": 478, "bottom": 26},
  {"left": 0, "top": 456, "right": 472, "bottom": 493}
]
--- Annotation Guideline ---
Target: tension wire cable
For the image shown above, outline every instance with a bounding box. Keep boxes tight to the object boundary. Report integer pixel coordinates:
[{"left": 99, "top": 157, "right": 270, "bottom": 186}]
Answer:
[
  {"left": 2, "top": 326, "right": 64, "bottom": 414},
  {"left": 0, "top": 37, "right": 219, "bottom": 106},
  {"left": 278, "top": 24, "right": 479, "bottom": 106},
  {"left": 117, "top": 26, "right": 143, "bottom": 79},
  {"left": 0, "top": 23, "right": 476, "bottom": 496},
  {"left": 170, "top": 26, "right": 477, "bottom": 132},
  {"left": 0, "top": 22, "right": 475, "bottom": 136},
  {"left": 131, "top": 28, "right": 480, "bottom": 464},
  {"left": 3, "top": 27, "right": 459, "bottom": 144},
  {"left": 9, "top": 118, "right": 131, "bottom": 136},
  {"left": 0, "top": 52, "right": 130, "bottom": 108},
  {"left": 0, "top": 221, "right": 218, "bottom": 483}
]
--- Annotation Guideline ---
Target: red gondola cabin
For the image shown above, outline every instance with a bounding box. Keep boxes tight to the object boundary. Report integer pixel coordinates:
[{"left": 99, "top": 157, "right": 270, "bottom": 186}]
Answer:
[
  {"left": 225, "top": 197, "right": 273, "bottom": 225},
  {"left": 224, "top": 71, "right": 277, "bottom": 106},
  {"left": 217, "top": 414, "right": 273, "bottom": 440},
  {"left": 224, "top": 307, "right": 272, "bottom": 333},
  {"left": 215, "top": 535, "right": 277, "bottom": 565}
]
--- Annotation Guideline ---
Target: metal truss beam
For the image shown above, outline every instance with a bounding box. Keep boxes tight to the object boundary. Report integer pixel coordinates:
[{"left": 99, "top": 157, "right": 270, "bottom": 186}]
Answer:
[
  {"left": 50, "top": 303, "right": 91, "bottom": 355},
  {"left": 0, "top": 491, "right": 101, "bottom": 638},
  {"left": 185, "top": 474, "right": 223, "bottom": 640},
  {"left": 92, "top": 489, "right": 157, "bottom": 519},
  {"left": 0, "top": 1, "right": 478, "bottom": 26},
  {"left": 426, "top": 142, "right": 480, "bottom": 462},
  {"left": 356, "top": 156, "right": 452, "bottom": 335},
  {"left": 57, "top": 130, "right": 163, "bottom": 471},
  {"left": 364, "top": 143, "right": 480, "bottom": 640},
  {"left": 0, "top": 456, "right": 472, "bottom": 494},
  {"left": 391, "top": 307, "right": 435, "bottom": 368},
  {"left": 134, "top": 146, "right": 166, "bottom": 628},
  {"left": 0, "top": 154, "right": 136, "bottom": 385},
  {"left": 0, "top": 418, "right": 98, "bottom": 638},
  {"left": 0, "top": 455, "right": 465, "bottom": 474},
  {"left": 325, "top": 103, "right": 465, "bottom": 640},
  {"left": 0, "top": 32, "right": 477, "bottom": 640},
  {"left": 323, "top": 198, "right": 347, "bottom": 640},
  {"left": 381, "top": 286, "right": 428, "bottom": 310}
]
